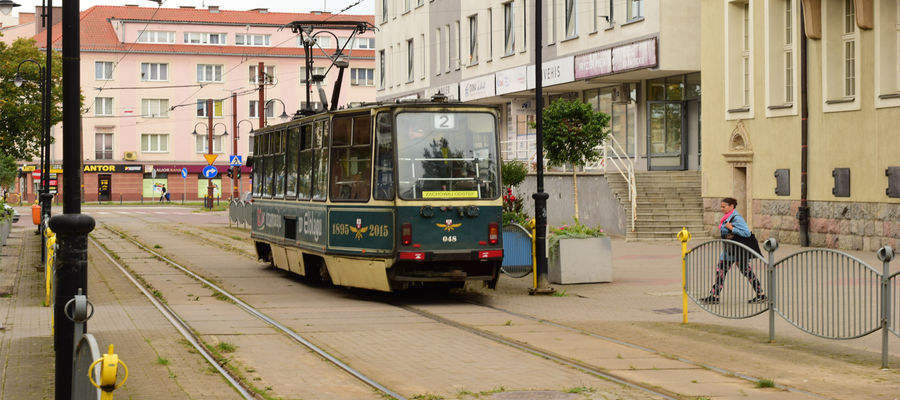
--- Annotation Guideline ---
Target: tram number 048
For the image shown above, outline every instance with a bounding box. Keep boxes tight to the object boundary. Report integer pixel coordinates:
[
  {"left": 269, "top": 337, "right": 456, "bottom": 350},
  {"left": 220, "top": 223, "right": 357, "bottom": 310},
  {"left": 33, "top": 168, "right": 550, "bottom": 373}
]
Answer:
[{"left": 442, "top": 235, "right": 458, "bottom": 243}]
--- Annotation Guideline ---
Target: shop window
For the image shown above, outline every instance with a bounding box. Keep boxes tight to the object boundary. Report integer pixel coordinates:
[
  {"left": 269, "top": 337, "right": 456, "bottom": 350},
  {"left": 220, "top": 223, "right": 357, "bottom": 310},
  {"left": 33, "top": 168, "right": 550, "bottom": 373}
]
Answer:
[
  {"left": 330, "top": 115, "right": 372, "bottom": 201},
  {"left": 822, "top": 0, "right": 860, "bottom": 111},
  {"left": 586, "top": 84, "right": 638, "bottom": 156},
  {"left": 875, "top": 0, "right": 900, "bottom": 107}
]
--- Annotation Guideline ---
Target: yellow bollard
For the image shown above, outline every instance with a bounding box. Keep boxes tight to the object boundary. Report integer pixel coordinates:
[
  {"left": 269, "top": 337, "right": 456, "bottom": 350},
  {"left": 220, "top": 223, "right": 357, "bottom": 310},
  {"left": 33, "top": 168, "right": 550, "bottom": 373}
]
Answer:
[
  {"left": 89, "top": 344, "right": 129, "bottom": 400},
  {"left": 44, "top": 230, "right": 55, "bottom": 307},
  {"left": 677, "top": 227, "right": 692, "bottom": 324},
  {"left": 527, "top": 219, "right": 537, "bottom": 290}
]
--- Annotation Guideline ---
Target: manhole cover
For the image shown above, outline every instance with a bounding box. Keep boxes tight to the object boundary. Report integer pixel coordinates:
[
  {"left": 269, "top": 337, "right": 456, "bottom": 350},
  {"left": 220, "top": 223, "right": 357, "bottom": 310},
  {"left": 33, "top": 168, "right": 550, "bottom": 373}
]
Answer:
[{"left": 491, "top": 391, "right": 579, "bottom": 400}]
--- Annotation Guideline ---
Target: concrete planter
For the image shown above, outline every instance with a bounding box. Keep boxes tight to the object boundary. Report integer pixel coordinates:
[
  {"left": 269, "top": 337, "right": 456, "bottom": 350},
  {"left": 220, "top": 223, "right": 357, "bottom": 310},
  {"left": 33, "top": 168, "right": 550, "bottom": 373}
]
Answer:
[
  {"left": 0, "top": 220, "right": 9, "bottom": 246},
  {"left": 549, "top": 236, "right": 613, "bottom": 284}
]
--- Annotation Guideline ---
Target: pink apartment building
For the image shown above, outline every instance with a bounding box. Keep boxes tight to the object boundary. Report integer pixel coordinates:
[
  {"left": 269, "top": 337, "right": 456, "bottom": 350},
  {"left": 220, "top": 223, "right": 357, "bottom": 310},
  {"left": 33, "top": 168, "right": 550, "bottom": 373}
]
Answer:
[{"left": 16, "top": 5, "right": 375, "bottom": 202}]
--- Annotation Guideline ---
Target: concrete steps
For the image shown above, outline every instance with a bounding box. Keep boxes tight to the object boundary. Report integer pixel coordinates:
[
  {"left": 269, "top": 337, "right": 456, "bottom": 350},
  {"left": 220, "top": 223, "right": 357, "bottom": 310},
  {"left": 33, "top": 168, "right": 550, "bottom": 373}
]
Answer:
[{"left": 607, "top": 171, "right": 709, "bottom": 241}]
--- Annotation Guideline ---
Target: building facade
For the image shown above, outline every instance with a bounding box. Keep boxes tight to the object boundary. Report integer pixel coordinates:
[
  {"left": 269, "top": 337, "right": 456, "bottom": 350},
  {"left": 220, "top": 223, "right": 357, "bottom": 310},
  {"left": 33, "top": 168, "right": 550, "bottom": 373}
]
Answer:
[
  {"left": 376, "top": 0, "right": 702, "bottom": 173},
  {"left": 701, "top": 0, "right": 900, "bottom": 250},
  {"left": 14, "top": 5, "right": 376, "bottom": 203}
]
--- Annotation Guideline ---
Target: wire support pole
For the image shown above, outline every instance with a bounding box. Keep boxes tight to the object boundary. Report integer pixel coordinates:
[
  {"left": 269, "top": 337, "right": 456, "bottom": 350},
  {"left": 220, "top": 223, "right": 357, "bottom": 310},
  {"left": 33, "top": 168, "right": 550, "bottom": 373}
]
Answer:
[{"left": 530, "top": 0, "right": 552, "bottom": 295}]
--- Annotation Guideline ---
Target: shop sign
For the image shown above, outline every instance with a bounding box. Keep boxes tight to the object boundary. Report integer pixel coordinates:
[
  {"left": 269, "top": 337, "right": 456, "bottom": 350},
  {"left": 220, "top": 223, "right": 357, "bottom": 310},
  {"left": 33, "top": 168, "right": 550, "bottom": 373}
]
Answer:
[
  {"left": 424, "top": 83, "right": 459, "bottom": 100},
  {"left": 527, "top": 56, "right": 575, "bottom": 89},
  {"left": 575, "top": 48, "right": 612, "bottom": 79},
  {"left": 460, "top": 74, "right": 495, "bottom": 102},
  {"left": 150, "top": 164, "right": 250, "bottom": 174},
  {"left": 495, "top": 66, "right": 528, "bottom": 95},
  {"left": 611, "top": 37, "right": 657, "bottom": 73},
  {"left": 82, "top": 164, "right": 143, "bottom": 173},
  {"left": 21, "top": 165, "right": 62, "bottom": 173}
]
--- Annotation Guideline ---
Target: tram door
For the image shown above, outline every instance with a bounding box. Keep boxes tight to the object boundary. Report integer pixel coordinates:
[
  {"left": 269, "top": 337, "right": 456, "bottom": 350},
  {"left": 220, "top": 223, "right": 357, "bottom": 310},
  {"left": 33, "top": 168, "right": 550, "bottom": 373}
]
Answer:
[{"left": 98, "top": 174, "right": 111, "bottom": 201}]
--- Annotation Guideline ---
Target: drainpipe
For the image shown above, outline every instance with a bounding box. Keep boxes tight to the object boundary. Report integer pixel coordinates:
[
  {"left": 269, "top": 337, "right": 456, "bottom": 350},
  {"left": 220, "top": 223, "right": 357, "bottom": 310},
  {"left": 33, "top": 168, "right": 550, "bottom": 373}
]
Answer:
[{"left": 798, "top": 2, "right": 810, "bottom": 246}]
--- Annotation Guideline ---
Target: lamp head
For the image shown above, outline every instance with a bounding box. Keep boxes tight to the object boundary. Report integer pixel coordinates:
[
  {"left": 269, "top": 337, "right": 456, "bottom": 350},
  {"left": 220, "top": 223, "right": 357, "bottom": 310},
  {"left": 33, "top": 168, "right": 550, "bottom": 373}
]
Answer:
[
  {"left": 279, "top": 111, "right": 289, "bottom": 121},
  {"left": 0, "top": 0, "right": 21, "bottom": 16},
  {"left": 13, "top": 73, "right": 24, "bottom": 88}
]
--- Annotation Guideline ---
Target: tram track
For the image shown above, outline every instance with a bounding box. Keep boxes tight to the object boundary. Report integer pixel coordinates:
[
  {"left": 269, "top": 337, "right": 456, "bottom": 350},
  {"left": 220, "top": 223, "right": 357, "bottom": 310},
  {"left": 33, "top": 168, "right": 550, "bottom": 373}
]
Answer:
[{"left": 93, "top": 224, "right": 406, "bottom": 400}]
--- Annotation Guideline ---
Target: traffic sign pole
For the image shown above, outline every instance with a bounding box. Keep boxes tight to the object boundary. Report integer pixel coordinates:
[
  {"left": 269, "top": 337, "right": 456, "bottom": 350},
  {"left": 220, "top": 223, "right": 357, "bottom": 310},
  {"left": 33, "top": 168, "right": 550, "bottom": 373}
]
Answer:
[{"left": 207, "top": 99, "right": 214, "bottom": 209}]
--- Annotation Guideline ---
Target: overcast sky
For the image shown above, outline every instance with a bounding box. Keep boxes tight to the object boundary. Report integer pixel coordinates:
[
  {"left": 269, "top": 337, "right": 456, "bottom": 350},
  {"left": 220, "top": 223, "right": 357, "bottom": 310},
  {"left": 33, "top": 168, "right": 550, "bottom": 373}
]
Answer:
[{"left": 10, "top": 0, "right": 374, "bottom": 17}]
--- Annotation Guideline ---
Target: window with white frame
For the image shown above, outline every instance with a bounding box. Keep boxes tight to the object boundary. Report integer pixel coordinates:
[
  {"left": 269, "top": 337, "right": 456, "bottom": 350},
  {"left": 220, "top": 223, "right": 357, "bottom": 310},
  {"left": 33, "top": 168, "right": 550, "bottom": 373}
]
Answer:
[
  {"left": 95, "top": 97, "right": 113, "bottom": 116},
  {"left": 407, "top": 38, "right": 415, "bottom": 82},
  {"left": 95, "top": 133, "right": 113, "bottom": 160},
  {"left": 404, "top": 0, "right": 410, "bottom": 13},
  {"left": 137, "top": 30, "right": 174, "bottom": 43},
  {"left": 565, "top": 0, "right": 577, "bottom": 38},
  {"left": 195, "top": 135, "right": 224, "bottom": 153},
  {"left": 196, "top": 99, "right": 224, "bottom": 118},
  {"left": 197, "top": 64, "right": 223, "bottom": 83},
  {"left": 184, "top": 32, "right": 226, "bottom": 45},
  {"left": 504, "top": 2, "right": 515, "bottom": 55},
  {"left": 875, "top": 0, "right": 900, "bottom": 102},
  {"left": 627, "top": 0, "right": 644, "bottom": 20},
  {"left": 350, "top": 68, "right": 374, "bottom": 86},
  {"left": 249, "top": 65, "right": 275, "bottom": 84},
  {"left": 784, "top": 1, "right": 793, "bottom": 103},
  {"left": 417, "top": 0, "right": 423, "bottom": 7},
  {"left": 141, "top": 98, "right": 169, "bottom": 118},
  {"left": 337, "top": 37, "right": 376, "bottom": 50},
  {"left": 446, "top": 25, "right": 453, "bottom": 72},
  {"left": 469, "top": 15, "right": 478, "bottom": 65},
  {"left": 435, "top": 29, "right": 443, "bottom": 74},
  {"left": 550, "top": 0, "right": 557, "bottom": 44},
  {"left": 488, "top": 8, "right": 494, "bottom": 60},
  {"left": 95, "top": 61, "right": 113, "bottom": 80},
  {"left": 141, "top": 63, "right": 168, "bottom": 81},
  {"left": 725, "top": 0, "right": 753, "bottom": 116},
  {"left": 382, "top": 0, "right": 388, "bottom": 22},
  {"left": 456, "top": 20, "right": 461, "bottom": 69},
  {"left": 235, "top": 34, "right": 271, "bottom": 46},
  {"left": 141, "top": 134, "right": 168, "bottom": 153},
  {"left": 822, "top": 0, "right": 859, "bottom": 106},
  {"left": 300, "top": 66, "right": 327, "bottom": 86},
  {"left": 249, "top": 100, "right": 275, "bottom": 118},
  {"left": 843, "top": 0, "right": 856, "bottom": 97},
  {"left": 379, "top": 50, "right": 386, "bottom": 87},
  {"left": 766, "top": 0, "right": 797, "bottom": 110}
]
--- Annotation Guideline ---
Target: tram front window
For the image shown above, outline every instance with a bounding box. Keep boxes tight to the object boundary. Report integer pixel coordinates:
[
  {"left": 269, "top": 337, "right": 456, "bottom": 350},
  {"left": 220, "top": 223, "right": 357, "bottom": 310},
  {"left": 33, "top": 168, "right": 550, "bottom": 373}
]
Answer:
[{"left": 396, "top": 112, "right": 499, "bottom": 200}]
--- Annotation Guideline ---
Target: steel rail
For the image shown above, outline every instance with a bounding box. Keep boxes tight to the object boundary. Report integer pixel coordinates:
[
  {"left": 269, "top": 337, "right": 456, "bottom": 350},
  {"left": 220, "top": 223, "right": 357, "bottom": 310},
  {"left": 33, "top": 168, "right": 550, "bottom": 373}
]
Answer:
[
  {"left": 88, "top": 236, "right": 256, "bottom": 400},
  {"left": 99, "top": 225, "right": 405, "bottom": 400}
]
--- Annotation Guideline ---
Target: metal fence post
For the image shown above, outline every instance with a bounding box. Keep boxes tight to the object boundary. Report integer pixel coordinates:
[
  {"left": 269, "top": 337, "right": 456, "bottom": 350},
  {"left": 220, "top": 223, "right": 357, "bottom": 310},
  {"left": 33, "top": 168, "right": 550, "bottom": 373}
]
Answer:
[
  {"left": 877, "top": 246, "right": 894, "bottom": 369},
  {"left": 764, "top": 238, "right": 779, "bottom": 343}
]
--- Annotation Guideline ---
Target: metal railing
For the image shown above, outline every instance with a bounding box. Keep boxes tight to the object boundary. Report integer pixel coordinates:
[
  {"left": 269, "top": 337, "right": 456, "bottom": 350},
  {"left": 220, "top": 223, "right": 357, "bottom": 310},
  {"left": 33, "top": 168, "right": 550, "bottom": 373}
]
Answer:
[
  {"left": 229, "top": 199, "right": 252, "bottom": 228},
  {"left": 599, "top": 135, "right": 636, "bottom": 232},
  {"left": 682, "top": 234, "right": 897, "bottom": 368}
]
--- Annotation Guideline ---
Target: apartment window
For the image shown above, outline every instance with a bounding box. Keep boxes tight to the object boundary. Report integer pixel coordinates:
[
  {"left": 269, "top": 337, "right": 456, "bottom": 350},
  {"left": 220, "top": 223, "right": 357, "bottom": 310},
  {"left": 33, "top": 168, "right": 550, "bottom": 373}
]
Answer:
[
  {"left": 435, "top": 29, "right": 443, "bottom": 74},
  {"left": 843, "top": 0, "right": 856, "bottom": 97},
  {"left": 249, "top": 65, "right": 275, "bottom": 84},
  {"left": 550, "top": 0, "right": 557, "bottom": 44},
  {"left": 95, "top": 133, "right": 113, "bottom": 160},
  {"left": 627, "top": 0, "right": 644, "bottom": 20},
  {"left": 314, "top": 36, "right": 332, "bottom": 48},
  {"left": 379, "top": 50, "right": 386, "bottom": 87},
  {"left": 382, "top": 0, "right": 388, "bottom": 22},
  {"left": 351, "top": 68, "right": 374, "bottom": 86},
  {"left": 726, "top": 1, "right": 753, "bottom": 116},
  {"left": 456, "top": 20, "right": 461, "bottom": 69},
  {"left": 249, "top": 100, "right": 275, "bottom": 119},
  {"left": 141, "top": 63, "right": 168, "bottom": 81},
  {"left": 488, "top": 8, "right": 494, "bottom": 60},
  {"left": 141, "top": 98, "right": 169, "bottom": 118},
  {"left": 235, "top": 34, "right": 271, "bottom": 46},
  {"left": 197, "top": 64, "right": 223, "bottom": 83},
  {"left": 300, "top": 66, "right": 327, "bottom": 86},
  {"left": 95, "top": 61, "right": 113, "bottom": 80},
  {"left": 404, "top": 0, "right": 410, "bottom": 13},
  {"left": 184, "top": 32, "right": 226, "bottom": 45},
  {"left": 875, "top": 0, "right": 900, "bottom": 104},
  {"left": 742, "top": 3, "right": 751, "bottom": 107},
  {"left": 196, "top": 99, "right": 224, "bottom": 118},
  {"left": 95, "top": 97, "right": 113, "bottom": 116},
  {"left": 417, "top": 0, "right": 423, "bottom": 7},
  {"left": 141, "top": 134, "right": 168, "bottom": 153},
  {"left": 766, "top": 0, "right": 797, "bottom": 112},
  {"left": 407, "top": 39, "right": 415, "bottom": 82},
  {"left": 137, "top": 30, "right": 174, "bottom": 43},
  {"left": 784, "top": 1, "right": 794, "bottom": 103},
  {"left": 195, "top": 135, "right": 224, "bottom": 154},
  {"left": 565, "top": 0, "right": 577, "bottom": 38},
  {"left": 468, "top": 15, "right": 478, "bottom": 65},
  {"left": 504, "top": 2, "right": 515, "bottom": 55},
  {"left": 446, "top": 25, "right": 453, "bottom": 72},
  {"left": 338, "top": 37, "right": 376, "bottom": 50}
]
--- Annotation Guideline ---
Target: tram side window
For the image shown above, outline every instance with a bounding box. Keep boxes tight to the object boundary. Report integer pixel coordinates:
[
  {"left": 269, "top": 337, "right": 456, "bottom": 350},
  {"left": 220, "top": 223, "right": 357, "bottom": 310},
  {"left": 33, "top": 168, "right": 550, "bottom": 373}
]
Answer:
[
  {"left": 263, "top": 134, "right": 273, "bottom": 197},
  {"left": 330, "top": 115, "right": 372, "bottom": 201},
  {"left": 273, "top": 130, "right": 286, "bottom": 198},
  {"left": 297, "top": 124, "right": 313, "bottom": 200},
  {"left": 311, "top": 120, "right": 329, "bottom": 201},
  {"left": 373, "top": 112, "right": 394, "bottom": 200},
  {"left": 251, "top": 135, "right": 260, "bottom": 196},
  {"left": 286, "top": 127, "right": 300, "bottom": 198}
]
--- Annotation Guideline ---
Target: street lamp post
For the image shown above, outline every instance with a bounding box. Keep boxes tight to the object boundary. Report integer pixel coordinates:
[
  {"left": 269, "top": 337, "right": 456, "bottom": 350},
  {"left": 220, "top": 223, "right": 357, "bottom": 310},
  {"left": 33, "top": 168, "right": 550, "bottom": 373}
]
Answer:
[
  {"left": 14, "top": 59, "right": 50, "bottom": 262},
  {"left": 235, "top": 119, "right": 254, "bottom": 199},
  {"left": 262, "top": 98, "right": 291, "bottom": 128},
  {"left": 192, "top": 118, "right": 228, "bottom": 209}
]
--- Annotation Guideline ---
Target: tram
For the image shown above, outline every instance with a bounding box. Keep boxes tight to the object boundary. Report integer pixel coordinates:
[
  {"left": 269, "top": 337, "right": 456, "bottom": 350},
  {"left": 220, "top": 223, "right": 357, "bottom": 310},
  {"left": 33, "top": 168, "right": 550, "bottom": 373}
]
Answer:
[{"left": 248, "top": 98, "right": 504, "bottom": 291}]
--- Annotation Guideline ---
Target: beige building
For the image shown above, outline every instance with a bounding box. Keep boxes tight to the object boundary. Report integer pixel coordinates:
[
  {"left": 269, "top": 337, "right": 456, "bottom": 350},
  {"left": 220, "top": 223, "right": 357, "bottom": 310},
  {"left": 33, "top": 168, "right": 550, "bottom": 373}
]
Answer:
[{"left": 701, "top": 0, "right": 900, "bottom": 250}]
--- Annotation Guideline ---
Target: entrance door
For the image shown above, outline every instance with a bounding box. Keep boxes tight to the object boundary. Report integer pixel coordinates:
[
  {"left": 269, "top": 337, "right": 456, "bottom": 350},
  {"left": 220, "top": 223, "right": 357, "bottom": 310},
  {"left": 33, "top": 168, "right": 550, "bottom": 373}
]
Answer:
[
  {"left": 98, "top": 174, "right": 111, "bottom": 201},
  {"left": 647, "top": 101, "right": 686, "bottom": 170}
]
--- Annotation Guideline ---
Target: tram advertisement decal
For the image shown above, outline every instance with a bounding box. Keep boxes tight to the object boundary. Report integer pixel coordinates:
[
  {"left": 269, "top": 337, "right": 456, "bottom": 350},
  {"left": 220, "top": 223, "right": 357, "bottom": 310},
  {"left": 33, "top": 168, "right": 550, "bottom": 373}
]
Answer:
[
  {"left": 252, "top": 202, "right": 326, "bottom": 246},
  {"left": 328, "top": 208, "right": 394, "bottom": 253}
]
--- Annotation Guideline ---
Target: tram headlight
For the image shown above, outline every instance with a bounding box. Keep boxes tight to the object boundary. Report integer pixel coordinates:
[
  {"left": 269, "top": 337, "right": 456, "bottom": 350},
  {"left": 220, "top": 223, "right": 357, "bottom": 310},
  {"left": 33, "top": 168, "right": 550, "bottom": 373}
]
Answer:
[
  {"left": 488, "top": 222, "right": 499, "bottom": 245},
  {"left": 401, "top": 222, "right": 412, "bottom": 246}
]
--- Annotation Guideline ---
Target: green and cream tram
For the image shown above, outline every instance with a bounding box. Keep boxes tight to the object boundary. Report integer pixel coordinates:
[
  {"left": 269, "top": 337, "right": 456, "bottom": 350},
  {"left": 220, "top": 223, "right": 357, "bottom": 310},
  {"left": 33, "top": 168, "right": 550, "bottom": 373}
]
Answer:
[{"left": 249, "top": 100, "right": 503, "bottom": 291}]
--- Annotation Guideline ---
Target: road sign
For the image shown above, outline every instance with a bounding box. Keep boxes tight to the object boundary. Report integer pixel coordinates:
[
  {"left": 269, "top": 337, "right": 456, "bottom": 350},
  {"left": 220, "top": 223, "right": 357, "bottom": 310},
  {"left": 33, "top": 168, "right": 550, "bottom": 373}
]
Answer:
[
  {"left": 229, "top": 155, "right": 243, "bottom": 167},
  {"left": 181, "top": 168, "right": 188, "bottom": 178},
  {"left": 202, "top": 165, "right": 218, "bottom": 179},
  {"left": 203, "top": 154, "right": 218, "bottom": 165}
]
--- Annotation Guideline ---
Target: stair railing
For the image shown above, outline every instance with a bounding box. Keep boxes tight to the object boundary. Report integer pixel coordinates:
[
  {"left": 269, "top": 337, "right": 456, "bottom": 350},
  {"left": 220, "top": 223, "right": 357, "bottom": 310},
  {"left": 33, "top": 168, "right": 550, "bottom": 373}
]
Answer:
[{"left": 601, "top": 135, "right": 636, "bottom": 232}]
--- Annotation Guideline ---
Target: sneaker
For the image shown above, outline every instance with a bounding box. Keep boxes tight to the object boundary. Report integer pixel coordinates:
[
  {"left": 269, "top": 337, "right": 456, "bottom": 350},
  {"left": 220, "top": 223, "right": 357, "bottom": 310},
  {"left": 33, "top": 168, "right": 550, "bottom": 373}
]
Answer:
[
  {"left": 699, "top": 295, "right": 719, "bottom": 304},
  {"left": 748, "top": 294, "right": 767, "bottom": 304}
]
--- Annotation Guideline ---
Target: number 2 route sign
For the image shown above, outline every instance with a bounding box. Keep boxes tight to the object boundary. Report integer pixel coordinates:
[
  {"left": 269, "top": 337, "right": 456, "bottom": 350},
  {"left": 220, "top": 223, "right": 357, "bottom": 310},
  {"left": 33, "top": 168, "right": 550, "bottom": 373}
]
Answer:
[{"left": 202, "top": 165, "right": 218, "bottom": 179}]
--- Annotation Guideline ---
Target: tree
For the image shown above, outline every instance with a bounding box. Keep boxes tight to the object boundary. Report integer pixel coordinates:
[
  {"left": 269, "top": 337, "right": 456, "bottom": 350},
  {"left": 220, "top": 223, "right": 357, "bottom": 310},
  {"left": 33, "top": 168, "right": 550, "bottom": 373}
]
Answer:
[
  {"left": 0, "top": 38, "right": 64, "bottom": 161},
  {"left": 539, "top": 99, "right": 610, "bottom": 219}
]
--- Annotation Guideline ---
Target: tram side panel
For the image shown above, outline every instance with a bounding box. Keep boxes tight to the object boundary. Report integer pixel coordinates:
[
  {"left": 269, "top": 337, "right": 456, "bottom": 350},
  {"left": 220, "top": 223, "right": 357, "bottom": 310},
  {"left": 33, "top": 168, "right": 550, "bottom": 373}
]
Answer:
[{"left": 251, "top": 201, "right": 328, "bottom": 276}]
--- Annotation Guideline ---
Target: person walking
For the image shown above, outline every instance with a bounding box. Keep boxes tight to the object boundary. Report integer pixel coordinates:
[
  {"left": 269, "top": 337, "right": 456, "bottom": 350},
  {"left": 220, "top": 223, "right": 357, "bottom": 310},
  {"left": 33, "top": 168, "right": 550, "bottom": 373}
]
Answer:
[
  {"left": 159, "top": 184, "right": 167, "bottom": 203},
  {"left": 700, "top": 197, "right": 766, "bottom": 304}
]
